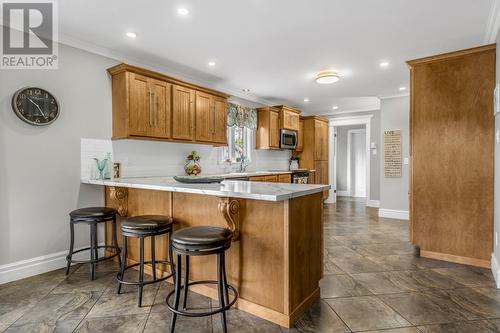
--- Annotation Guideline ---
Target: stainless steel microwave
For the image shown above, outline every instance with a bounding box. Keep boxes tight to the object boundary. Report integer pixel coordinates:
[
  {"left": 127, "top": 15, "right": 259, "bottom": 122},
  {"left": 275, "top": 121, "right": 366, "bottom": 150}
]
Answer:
[{"left": 280, "top": 129, "right": 297, "bottom": 149}]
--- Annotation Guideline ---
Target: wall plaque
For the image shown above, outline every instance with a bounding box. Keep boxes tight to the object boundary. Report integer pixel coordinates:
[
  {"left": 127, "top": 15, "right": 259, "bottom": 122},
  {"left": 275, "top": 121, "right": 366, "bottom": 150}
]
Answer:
[{"left": 384, "top": 130, "right": 402, "bottom": 177}]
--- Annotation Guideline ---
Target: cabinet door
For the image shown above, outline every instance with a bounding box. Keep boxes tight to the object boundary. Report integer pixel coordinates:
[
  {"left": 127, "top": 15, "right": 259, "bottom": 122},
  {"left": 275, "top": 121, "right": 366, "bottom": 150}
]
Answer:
[
  {"left": 264, "top": 175, "right": 278, "bottom": 182},
  {"left": 172, "top": 85, "right": 195, "bottom": 140},
  {"left": 281, "top": 110, "right": 299, "bottom": 131},
  {"left": 128, "top": 73, "right": 151, "bottom": 136},
  {"left": 250, "top": 176, "right": 267, "bottom": 182},
  {"left": 149, "top": 78, "right": 171, "bottom": 138},
  {"left": 314, "top": 161, "right": 328, "bottom": 185},
  {"left": 269, "top": 111, "right": 280, "bottom": 148},
  {"left": 212, "top": 96, "right": 227, "bottom": 144},
  {"left": 195, "top": 91, "right": 212, "bottom": 142},
  {"left": 295, "top": 118, "right": 304, "bottom": 151},
  {"left": 278, "top": 174, "right": 291, "bottom": 183},
  {"left": 315, "top": 121, "right": 328, "bottom": 160}
]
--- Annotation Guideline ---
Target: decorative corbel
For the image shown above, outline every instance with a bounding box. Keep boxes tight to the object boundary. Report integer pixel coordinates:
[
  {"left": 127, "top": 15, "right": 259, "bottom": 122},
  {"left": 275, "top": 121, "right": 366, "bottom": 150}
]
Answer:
[
  {"left": 218, "top": 198, "right": 240, "bottom": 241},
  {"left": 108, "top": 186, "right": 128, "bottom": 217}
]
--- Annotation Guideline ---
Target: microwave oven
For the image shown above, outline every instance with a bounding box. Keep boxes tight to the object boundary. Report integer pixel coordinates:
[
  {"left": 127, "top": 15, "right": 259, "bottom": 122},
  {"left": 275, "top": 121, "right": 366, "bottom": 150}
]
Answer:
[{"left": 280, "top": 129, "right": 297, "bottom": 149}]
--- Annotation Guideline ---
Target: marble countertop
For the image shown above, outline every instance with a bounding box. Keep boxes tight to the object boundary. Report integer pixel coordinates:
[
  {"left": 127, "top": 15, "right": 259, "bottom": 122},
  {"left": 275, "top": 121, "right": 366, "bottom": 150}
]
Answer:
[
  {"left": 205, "top": 169, "right": 310, "bottom": 179},
  {"left": 82, "top": 176, "right": 329, "bottom": 201}
]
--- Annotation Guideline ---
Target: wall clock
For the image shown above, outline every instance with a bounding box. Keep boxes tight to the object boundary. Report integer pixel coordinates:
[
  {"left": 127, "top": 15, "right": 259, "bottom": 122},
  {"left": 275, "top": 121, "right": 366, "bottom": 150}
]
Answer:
[{"left": 11, "top": 87, "right": 60, "bottom": 126}]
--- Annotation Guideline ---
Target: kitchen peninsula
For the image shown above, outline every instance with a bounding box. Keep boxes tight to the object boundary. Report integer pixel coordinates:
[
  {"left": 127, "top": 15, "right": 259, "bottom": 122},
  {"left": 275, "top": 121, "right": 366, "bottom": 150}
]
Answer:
[{"left": 83, "top": 177, "right": 329, "bottom": 327}]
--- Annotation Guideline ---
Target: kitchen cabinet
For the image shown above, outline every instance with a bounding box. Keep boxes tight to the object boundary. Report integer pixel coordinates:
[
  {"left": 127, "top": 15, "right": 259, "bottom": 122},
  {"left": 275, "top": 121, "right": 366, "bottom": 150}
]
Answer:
[
  {"left": 278, "top": 174, "right": 291, "bottom": 183},
  {"left": 265, "top": 175, "right": 279, "bottom": 182},
  {"left": 108, "top": 63, "right": 228, "bottom": 145},
  {"left": 274, "top": 105, "right": 301, "bottom": 131},
  {"left": 249, "top": 175, "right": 267, "bottom": 182},
  {"left": 294, "top": 116, "right": 330, "bottom": 191},
  {"left": 295, "top": 118, "right": 304, "bottom": 152},
  {"left": 256, "top": 107, "right": 281, "bottom": 149},
  {"left": 117, "top": 72, "right": 171, "bottom": 138},
  {"left": 407, "top": 44, "right": 494, "bottom": 267},
  {"left": 195, "top": 92, "right": 227, "bottom": 143},
  {"left": 172, "top": 85, "right": 195, "bottom": 141}
]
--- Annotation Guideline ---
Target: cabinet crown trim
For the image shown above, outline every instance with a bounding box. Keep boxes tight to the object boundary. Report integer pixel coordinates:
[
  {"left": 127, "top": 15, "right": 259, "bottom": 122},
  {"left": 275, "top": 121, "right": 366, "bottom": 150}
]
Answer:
[
  {"left": 107, "top": 63, "right": 230, "bottom": 99},
  {"left": 407, "top": 44, "right": 496, "bottom": 67}
]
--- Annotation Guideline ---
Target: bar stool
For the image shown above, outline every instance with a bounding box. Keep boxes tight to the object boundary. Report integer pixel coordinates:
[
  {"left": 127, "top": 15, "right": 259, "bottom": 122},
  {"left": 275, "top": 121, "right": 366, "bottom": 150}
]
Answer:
[
  {"left": 117, "top": 215, "right": 175, "bottom": 307},
  {"left": 167, "top": 226, "right": 238, "bottom": 333},
  {"left": 66, "top": 207, "right": 121, "bottom": 280}
]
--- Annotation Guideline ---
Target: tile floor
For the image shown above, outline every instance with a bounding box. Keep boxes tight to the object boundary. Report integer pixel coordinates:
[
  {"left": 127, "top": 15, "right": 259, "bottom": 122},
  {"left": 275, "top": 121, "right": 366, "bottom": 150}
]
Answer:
[{"left": 1, "top": 197, "right": 499, "bottom": 332}]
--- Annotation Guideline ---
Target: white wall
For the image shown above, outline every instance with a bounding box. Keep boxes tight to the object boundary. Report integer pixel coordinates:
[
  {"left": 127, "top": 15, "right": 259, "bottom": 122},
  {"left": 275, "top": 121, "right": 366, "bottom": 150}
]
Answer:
[
  {"left": 379, "top": 96, "right": 410, "bottom": 215},
  {"left": 0, "top": 43, "right": 290, "bottom": 282}
]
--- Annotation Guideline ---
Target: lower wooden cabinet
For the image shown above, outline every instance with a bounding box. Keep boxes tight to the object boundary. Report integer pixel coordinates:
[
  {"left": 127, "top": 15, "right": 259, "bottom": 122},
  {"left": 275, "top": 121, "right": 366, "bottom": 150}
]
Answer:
[
  {"left": 249, "top": 174, "right": 291, "bottom": 183},
  {"left": 278, "top": 174, "right": 291, "bottom": 183}
]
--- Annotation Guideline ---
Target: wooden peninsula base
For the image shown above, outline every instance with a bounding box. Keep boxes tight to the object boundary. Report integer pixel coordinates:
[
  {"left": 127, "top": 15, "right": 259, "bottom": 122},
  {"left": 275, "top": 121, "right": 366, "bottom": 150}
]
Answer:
[{"left": 104, "top": 187, "right": 323, "bottom": 327}]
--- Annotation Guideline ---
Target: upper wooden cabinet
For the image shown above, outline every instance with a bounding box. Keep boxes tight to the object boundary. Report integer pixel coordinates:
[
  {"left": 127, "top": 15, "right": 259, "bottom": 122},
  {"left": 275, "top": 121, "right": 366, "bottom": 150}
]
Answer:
[
  {"left": 195, "top": 91, "right": 227, "bottom": 143},
  {"left": 172, "top": 85, "right": 195, "bottom": 141},
  {"left": 256, "top": 107, "right": 281, "bottom": 149},
  {"left": 295, "top": 118, "right": 304, "bottom": 152},
  {"left": 274, "top": 105, "right": 301, "bottom": 131},
  {"left": 108, "top": 63, "right": 229, "bottom": 145},
  {"left": 314, "top": 120, "right": 328, "bottom": 160}
]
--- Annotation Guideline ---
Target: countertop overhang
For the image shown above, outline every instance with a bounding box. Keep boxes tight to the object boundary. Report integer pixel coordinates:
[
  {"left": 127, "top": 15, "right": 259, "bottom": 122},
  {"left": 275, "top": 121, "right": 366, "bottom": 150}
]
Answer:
[{"left": 82, "top": 176, "right": 330, "bottom": 201}]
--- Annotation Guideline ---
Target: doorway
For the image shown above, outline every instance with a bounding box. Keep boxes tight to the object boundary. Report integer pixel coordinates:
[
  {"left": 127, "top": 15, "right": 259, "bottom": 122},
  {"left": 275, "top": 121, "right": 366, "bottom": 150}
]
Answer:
[{"left": 348, "top": 129, "right": 366, "bottom": 197}]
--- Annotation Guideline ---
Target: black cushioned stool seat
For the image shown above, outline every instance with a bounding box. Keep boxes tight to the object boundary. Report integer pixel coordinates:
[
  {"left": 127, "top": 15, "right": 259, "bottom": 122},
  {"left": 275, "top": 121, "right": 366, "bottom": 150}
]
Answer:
[
  {"left": 167, "top": 226, "right": 238, "bottom": 333},
  {"left": 117, "top": 215, "right": 175, "bottom": 307},
  {"left": 66, "top": 207, "right": 121, "bottom": 281}
]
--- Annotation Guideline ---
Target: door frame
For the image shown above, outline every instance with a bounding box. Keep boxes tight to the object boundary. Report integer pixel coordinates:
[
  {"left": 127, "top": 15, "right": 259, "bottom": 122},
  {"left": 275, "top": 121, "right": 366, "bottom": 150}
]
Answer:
[
  {"left": 347, "top": 129, "right": 367, "bottom": 197},
  {"left": 327, "top": 115, "right": 373, "bottom": 204}
]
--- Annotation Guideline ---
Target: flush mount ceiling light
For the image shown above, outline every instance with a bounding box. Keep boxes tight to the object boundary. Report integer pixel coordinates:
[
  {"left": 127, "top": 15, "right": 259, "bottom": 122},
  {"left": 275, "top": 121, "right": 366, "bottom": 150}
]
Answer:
[
  {"left": 208, "top": 61, "right": 216, "bottom": 67},
  {"left": 177, "top": 7, "right": 189, "bottom": 16},
  {"left": 303, "top": 98, "right": 310, "bottom": 102},
  {"left": 315, "top": 71, "right": 340, "bottom": 84},
  {"left": 125, "top": 32, "right": 137, "bottom": 39},
  {"left": 379, "top": 61, "right": 389, "bottom": 68}
]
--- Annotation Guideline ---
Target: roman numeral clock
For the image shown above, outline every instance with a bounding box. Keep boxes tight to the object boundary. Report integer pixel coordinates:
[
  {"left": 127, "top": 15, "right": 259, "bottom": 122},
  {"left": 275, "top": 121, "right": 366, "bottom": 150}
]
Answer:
[{"left": 11, "top": 87, "right": 60, "bottom": 126}]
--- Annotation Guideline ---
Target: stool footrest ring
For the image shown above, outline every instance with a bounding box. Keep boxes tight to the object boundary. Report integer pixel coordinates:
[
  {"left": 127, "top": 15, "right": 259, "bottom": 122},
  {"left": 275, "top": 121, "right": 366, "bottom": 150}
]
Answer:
[
  {"left": 116, "top": 260, "right": 174, "bottom": 286},
  {"left": 166, "top": 280, "right": 238, "bottom": 317},
  {"left": 66, "top": 245, "right": 121, "bottom": 264}
]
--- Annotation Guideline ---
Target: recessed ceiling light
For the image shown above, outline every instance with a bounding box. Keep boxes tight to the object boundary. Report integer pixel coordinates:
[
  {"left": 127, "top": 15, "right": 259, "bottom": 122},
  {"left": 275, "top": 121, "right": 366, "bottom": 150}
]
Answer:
[
  {"left": 399, "top": 86, "right": 407, "bottom": 91},
  {"left": 177, "top": 7, "right": 189, "bottom": 16},
  {"left": 208, "top": 61, "right": 216, "bottom": 67},
  {"left": 242, "top": 88, "right": 250, "bottom": 93},
  {"left": 332, "top": 106, "right": 339, "bottom": 110},
  {"left": 379, "top": 61, "right": 389, "bottom": 68},
  {"left": 125, "top": 32, "right": 137, "bottom": 39},
  {"left": 315, "top": 71, "right": 340, "bottom": 84},
  {"left": 303, "top": 98, "right": 310, "bottom": 102}
]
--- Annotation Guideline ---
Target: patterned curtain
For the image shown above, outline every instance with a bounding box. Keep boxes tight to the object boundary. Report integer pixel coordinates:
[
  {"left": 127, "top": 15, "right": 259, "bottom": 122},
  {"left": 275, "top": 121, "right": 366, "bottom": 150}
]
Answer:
[{"left": 227, "top": 102, "right": 257, "bottom": 129}]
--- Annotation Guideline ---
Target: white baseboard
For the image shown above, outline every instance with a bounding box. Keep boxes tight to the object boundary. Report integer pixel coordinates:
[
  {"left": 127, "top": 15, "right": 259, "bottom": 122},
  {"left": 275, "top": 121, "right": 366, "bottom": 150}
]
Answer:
[
  {"left": 366, "top": 200, "right": 380, "bottom": 208},
  {"left": 492, "top": 253, "right": 500, "bottom": 289},
  {"left": 0, "top": 243, "right": 105, "bottom": 285},
  {"left": 337, "top": 191, "right": 349, "bottom": 197},
  {"left": 379, "top": 208, "right": 409, "bottom": 220}
]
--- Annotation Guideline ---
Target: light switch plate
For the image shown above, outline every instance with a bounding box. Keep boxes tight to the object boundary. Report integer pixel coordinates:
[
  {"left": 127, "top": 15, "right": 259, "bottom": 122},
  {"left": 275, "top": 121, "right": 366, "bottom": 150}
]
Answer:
[{"left": 403, "top": 157, "right": 409, "bottom": 165}]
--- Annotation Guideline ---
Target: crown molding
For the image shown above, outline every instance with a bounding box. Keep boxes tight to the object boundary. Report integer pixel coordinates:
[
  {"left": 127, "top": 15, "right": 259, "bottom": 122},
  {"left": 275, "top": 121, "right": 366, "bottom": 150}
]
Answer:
[
  {"left": 379, "top": 93, "right": 409, "bottom": 100},
  {"left": 485, "top": 0, "right": 500, "bottom": 43},
  {"left": 58, "top": 33, "right": 274, "bottom": 106}
]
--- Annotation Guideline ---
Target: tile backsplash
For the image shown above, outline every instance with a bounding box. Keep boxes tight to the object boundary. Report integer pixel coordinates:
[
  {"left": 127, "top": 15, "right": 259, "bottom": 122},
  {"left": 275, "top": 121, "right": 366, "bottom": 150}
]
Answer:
[{"left": 81, "top": 138, "right": 291, "bottom": 180}]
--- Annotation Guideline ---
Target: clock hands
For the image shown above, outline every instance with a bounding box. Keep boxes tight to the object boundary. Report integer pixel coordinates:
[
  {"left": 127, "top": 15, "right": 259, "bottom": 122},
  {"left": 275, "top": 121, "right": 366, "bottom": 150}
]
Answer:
[{"left": 27, "top": 97, "right": 48, "bottom": 120}]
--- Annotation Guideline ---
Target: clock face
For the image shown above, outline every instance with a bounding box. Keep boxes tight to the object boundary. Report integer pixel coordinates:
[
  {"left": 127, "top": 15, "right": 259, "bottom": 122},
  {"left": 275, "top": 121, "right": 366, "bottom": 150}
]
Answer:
[{"left": 12, "top": 87, "right": 59, "bottom": 126}]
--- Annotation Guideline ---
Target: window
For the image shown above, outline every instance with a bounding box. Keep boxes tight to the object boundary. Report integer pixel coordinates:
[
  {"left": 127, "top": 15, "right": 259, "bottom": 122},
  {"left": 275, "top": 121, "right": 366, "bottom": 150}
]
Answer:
[{"left": 221, "top": 126, "right": 253, "bottom": 163}]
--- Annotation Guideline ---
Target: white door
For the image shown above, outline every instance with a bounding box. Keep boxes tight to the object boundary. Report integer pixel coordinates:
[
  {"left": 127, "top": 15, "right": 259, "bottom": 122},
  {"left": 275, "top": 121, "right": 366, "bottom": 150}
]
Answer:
[{"left": 351, "top": 131, "right": 366, "bottom": 197}]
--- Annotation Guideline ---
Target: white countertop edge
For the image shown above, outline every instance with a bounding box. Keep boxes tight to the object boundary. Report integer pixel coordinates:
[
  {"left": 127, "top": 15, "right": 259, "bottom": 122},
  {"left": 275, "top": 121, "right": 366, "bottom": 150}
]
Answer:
[{"left": 81, "top": 178, "right": 329, "bottom": 202}]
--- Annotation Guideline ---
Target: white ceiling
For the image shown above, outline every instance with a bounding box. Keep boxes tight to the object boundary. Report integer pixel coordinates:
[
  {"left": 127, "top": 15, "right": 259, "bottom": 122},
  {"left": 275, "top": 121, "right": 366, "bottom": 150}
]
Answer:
[{"left": 59, "top": 0, "right": 494, "bottom": 114}]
